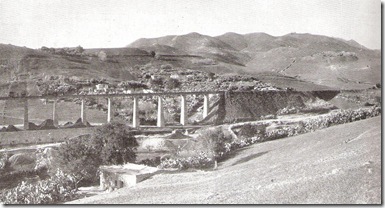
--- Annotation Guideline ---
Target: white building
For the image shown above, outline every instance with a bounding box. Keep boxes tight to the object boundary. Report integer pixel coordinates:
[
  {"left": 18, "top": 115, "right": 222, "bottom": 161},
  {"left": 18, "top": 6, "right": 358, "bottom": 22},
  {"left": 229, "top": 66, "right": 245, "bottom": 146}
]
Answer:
[
  {"left": 95, "top": 84, "right": 109, "bottom": 92},
  {"left": 99, "top": 163, "right": 160, "bottom": 191},
  {"left": 170, "top": 73, "right": 181, "bottom": 79}
]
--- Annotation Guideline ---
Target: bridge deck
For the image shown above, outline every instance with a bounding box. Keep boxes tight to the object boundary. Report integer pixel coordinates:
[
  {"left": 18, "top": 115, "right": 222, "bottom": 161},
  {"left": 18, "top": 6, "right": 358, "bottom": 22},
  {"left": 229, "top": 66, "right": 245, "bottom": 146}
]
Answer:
[{"left": 0, "top": 91, "right": 225, "bottom": 101}]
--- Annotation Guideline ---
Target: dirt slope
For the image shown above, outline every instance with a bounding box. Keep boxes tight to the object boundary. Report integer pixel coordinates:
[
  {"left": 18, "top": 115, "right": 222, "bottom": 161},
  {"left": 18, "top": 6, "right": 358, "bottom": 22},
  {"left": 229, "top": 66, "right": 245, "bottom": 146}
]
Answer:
[{"left": 68, "top": 116, "right": 381, "bottom": 204}]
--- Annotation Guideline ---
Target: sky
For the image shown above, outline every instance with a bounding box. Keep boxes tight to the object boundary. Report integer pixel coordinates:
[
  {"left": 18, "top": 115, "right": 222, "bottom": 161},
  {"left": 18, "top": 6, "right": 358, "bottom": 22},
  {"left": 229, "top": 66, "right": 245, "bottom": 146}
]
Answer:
[{"left": 0, "top": 0, "right": 381, "bottom": 49}]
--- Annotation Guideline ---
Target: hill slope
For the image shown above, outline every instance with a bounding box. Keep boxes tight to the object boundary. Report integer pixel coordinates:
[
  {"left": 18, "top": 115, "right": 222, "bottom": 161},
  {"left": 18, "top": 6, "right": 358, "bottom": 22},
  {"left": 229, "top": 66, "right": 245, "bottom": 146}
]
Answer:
[
  {"left": 129, "top": 32, "right": 251, "bottom": 66},
  {"left": 242, "top": 33, "right": 380, "bottom": 89},
  {"left": 69, "top": 116, "right": 381, "bottom": 204},
  {"left": 0, "top": 32, "right": 380, "bottom": 93},
  {"left": 130, "top": 32, "right": 380, "bottom": 90}
]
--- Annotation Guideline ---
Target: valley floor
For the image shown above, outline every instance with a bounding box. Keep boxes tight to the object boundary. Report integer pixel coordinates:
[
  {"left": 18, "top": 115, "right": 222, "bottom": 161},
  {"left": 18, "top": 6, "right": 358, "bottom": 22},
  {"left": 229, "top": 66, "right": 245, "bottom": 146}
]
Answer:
[{"left": 68, "top": 116, "right": 381, "bottom": 204}]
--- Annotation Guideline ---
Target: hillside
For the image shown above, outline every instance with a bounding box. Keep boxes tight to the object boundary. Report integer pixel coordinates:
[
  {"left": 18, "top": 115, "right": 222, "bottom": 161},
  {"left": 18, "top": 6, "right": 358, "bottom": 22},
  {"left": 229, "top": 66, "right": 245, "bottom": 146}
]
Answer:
[
  {"left": 0, "top": 32, "right": 380, "bottom": 95},
  {"left": 129, "top": 32, "right": 251, "bottom": 66},
  {"left": 130, "top": 32, "right": 380, "bottom": 90},
  {"left": 68, "top": 116, "right": 381, "bottom": 204},
  {"left": 241, "top": 33, "right": 381, "bottom": 89}
]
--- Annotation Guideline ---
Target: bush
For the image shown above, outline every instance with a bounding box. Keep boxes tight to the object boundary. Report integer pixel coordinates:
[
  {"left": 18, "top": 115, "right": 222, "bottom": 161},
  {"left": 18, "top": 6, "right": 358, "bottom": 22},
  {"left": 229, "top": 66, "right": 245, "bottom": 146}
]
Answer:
[
  {"left": 0, "top": 170, "right": 77, "bottom": 204},
  {"left": 138, "top": 157, "right": 161, "bottom": 167},
  {"left": 265, "top": 107, "right": 381, "bottom": 140},
  {"left": 150, "top": 77, "right": 164, "bottom": 88},
  {"left": 237, "top": 124, "right": 266, "bottom": 139},
  {"left": 159, "top": 152, "right": 214, "bottom": 170},
  {"left": 165, "top": 78, "right": 181, "bottom": 90},
  {"left": 159, "top": 107, "right": 381, "bottom": 170},
  {"left": 53, "top": 122, "right": 138, "bottom": 186},
  {"left": 160, "top": 64, "right": 173, "bottom": 70},
  {"left": 0, "top": 168, "right": 48, "bottom": 190},
  {"left": 158, "top": 128, "right": 233, "bottom": 169},
  {"left": 277, "top": 107, "right": 299, "bottom": 115}
]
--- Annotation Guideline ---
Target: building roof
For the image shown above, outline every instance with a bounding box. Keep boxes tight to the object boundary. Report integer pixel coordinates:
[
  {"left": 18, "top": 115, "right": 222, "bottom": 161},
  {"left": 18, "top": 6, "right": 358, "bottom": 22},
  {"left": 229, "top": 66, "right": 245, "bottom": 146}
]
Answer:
[{"left": 99, "top": 163, "right": 159, "bottom": 175}]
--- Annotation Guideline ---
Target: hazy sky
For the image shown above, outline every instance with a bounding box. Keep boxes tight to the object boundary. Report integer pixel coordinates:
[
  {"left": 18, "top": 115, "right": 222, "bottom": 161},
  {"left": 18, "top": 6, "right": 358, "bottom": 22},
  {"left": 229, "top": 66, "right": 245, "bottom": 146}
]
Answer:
[{"left": 0, "top": 0, "right": 381, "bottom": 49}]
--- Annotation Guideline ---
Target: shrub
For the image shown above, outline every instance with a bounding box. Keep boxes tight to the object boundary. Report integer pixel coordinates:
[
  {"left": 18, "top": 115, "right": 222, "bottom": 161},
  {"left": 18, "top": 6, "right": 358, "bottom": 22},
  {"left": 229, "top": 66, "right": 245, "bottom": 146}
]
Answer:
[
  {"left": 159, "top": 152, "right": 214, "bottom": 170},
  {"left": 265, "top": 107, "right": 381, "bottom": 140},
  {"left": 0, "top": 168, "right": 48, "bottom": 190},
  {"left": 158, "top": 107, "right": 381, "bottom": 170},
  {"left": 138, "top": 157, "right": 161, "bottom": 167},
  {"left": 53, "top": 122, "right": 139, "bottom": 186},
  {"left": 160, "top": 64, "right": 173, "bottom": 70},
  {"left": 0, "top": 170, "right": 77, "bottom": 204},
  {"left": 158, "top": 128, "right": 233, "bottom": 169},
  {"left": 150, "top": 77, "right": 164, "bottom": 88},
  {"left": 165, "top": 78, "right": 181, "bottom": 90},
  {"left": 277, "top": 107, "right": 299, "bottom": 115},
  {"left": 237, "top": 124, "right": 266, "bottom": 139}
]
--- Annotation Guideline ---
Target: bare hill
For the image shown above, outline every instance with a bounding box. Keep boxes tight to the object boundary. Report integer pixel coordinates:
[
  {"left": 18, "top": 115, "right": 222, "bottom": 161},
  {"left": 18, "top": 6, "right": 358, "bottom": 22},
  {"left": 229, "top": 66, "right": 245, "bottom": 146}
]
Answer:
[
  {"left": 0, "top": 45, "right": 144, "bottom": 83},
  {"left": 239, "top": 33, "right": 380, "bottom": 89},
  {"left": 128, "top": 32, "right": 380, "bottom": 90},
  {"left": 129, "top": 32, "right": 251, "bottom": 66},
  {"left": 130, "top": 44, "right": 189, "bottom": 55},
  {"left": 0, "top": 32, "right": 380, "bottom": 93}
]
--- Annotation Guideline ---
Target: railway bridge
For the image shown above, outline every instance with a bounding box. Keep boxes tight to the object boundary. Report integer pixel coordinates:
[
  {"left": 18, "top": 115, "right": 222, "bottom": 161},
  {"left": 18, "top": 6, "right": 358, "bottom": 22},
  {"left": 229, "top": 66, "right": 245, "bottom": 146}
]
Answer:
[{"left": 0, "top": 91, "right": 225, "bottom": 130}]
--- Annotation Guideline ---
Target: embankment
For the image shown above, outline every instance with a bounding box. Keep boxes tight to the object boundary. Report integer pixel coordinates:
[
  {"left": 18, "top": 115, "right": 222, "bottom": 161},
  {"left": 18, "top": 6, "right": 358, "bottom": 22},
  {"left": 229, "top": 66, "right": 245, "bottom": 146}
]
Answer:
[
  {"left": 214, "top": 90, "right": 340, "bottom": 123},
  {"left": 0, "top": 127, "right": 94, "bottom": 146}
]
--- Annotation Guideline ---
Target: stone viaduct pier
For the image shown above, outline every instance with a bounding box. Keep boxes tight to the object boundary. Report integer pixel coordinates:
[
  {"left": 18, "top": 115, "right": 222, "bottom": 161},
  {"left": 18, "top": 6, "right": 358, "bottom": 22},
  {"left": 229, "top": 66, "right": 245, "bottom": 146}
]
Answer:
[{"left": 0, "top": 91, "right": 225, "bottom": 130}]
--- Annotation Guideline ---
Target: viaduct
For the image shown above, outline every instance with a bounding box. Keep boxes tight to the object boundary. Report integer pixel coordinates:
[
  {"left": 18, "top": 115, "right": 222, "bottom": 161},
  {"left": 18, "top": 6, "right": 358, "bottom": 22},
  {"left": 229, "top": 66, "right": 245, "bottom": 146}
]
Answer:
[{"left": 0, "top": 91, "right": 225, "bottom": 130}]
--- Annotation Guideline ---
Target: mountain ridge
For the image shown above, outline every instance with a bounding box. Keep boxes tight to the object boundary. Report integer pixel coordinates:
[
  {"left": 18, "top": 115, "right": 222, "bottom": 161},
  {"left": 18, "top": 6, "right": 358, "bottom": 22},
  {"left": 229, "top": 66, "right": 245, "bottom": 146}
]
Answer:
[{"left": 0, "top": 32, "right": 380, "bottom": 92}]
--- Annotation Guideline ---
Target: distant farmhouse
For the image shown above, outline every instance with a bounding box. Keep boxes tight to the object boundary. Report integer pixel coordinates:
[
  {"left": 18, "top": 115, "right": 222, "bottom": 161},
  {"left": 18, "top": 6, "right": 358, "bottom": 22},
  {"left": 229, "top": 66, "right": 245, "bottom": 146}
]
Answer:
[{"left": 95, "top": 84, "right": 109, "bottom": 92}]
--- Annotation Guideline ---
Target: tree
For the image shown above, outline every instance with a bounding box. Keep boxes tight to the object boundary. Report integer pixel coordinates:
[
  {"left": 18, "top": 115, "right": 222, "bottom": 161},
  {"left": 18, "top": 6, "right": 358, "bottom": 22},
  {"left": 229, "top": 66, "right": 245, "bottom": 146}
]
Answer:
[
  {"left": 53, "top": 136, "right": 101, "bottom": 185},
  {"left": 53, "top": 122, "right": 138, "bottom": 185},
  {"left": 75, "top": 45, "right": 84, "bottom": 54},
  {"left": 207, "top": 72, "right": 215, "bottom": 80},
  {"left": 165, "top": 78, "right": 181, "bottom": 89},
  {"left": 150, "top": 77, "right": 164, "bottom": 88},
  {"left": 40, "top": 46, "right": 49, "bottom": 52},
  {"left": 91, "top": 122, "right": 139, "bottom": 165},
  {"left": 150, "top": 51, "right": 156, "bottom": 57}
]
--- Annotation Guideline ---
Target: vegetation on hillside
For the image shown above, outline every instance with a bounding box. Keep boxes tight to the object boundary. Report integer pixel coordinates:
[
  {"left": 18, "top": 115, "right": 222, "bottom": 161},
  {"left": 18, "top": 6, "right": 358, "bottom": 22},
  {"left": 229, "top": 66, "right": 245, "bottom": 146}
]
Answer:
[
  {"left": 0, "top": 122, "right": 138, "bottom": 204},
  {"left": 53, "top": 122, "right": 138, "bottom": 185},
  {"left": 159, "top": 106, "right": 381, "bottom": 170}
]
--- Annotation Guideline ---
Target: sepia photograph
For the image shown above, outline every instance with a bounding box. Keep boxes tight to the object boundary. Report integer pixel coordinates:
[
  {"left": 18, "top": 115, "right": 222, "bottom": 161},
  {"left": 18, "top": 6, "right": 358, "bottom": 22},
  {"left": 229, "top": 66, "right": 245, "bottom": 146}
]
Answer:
[{"left": 0, "top": 0, "right": 381, "bottom": 204}]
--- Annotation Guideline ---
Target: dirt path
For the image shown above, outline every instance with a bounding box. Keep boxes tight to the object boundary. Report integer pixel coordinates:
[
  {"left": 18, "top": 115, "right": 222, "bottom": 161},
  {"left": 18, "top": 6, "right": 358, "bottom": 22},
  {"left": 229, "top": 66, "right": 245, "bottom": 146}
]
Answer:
[{"left": 68, "top": 116, "right": 381, "bottom": 204}]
